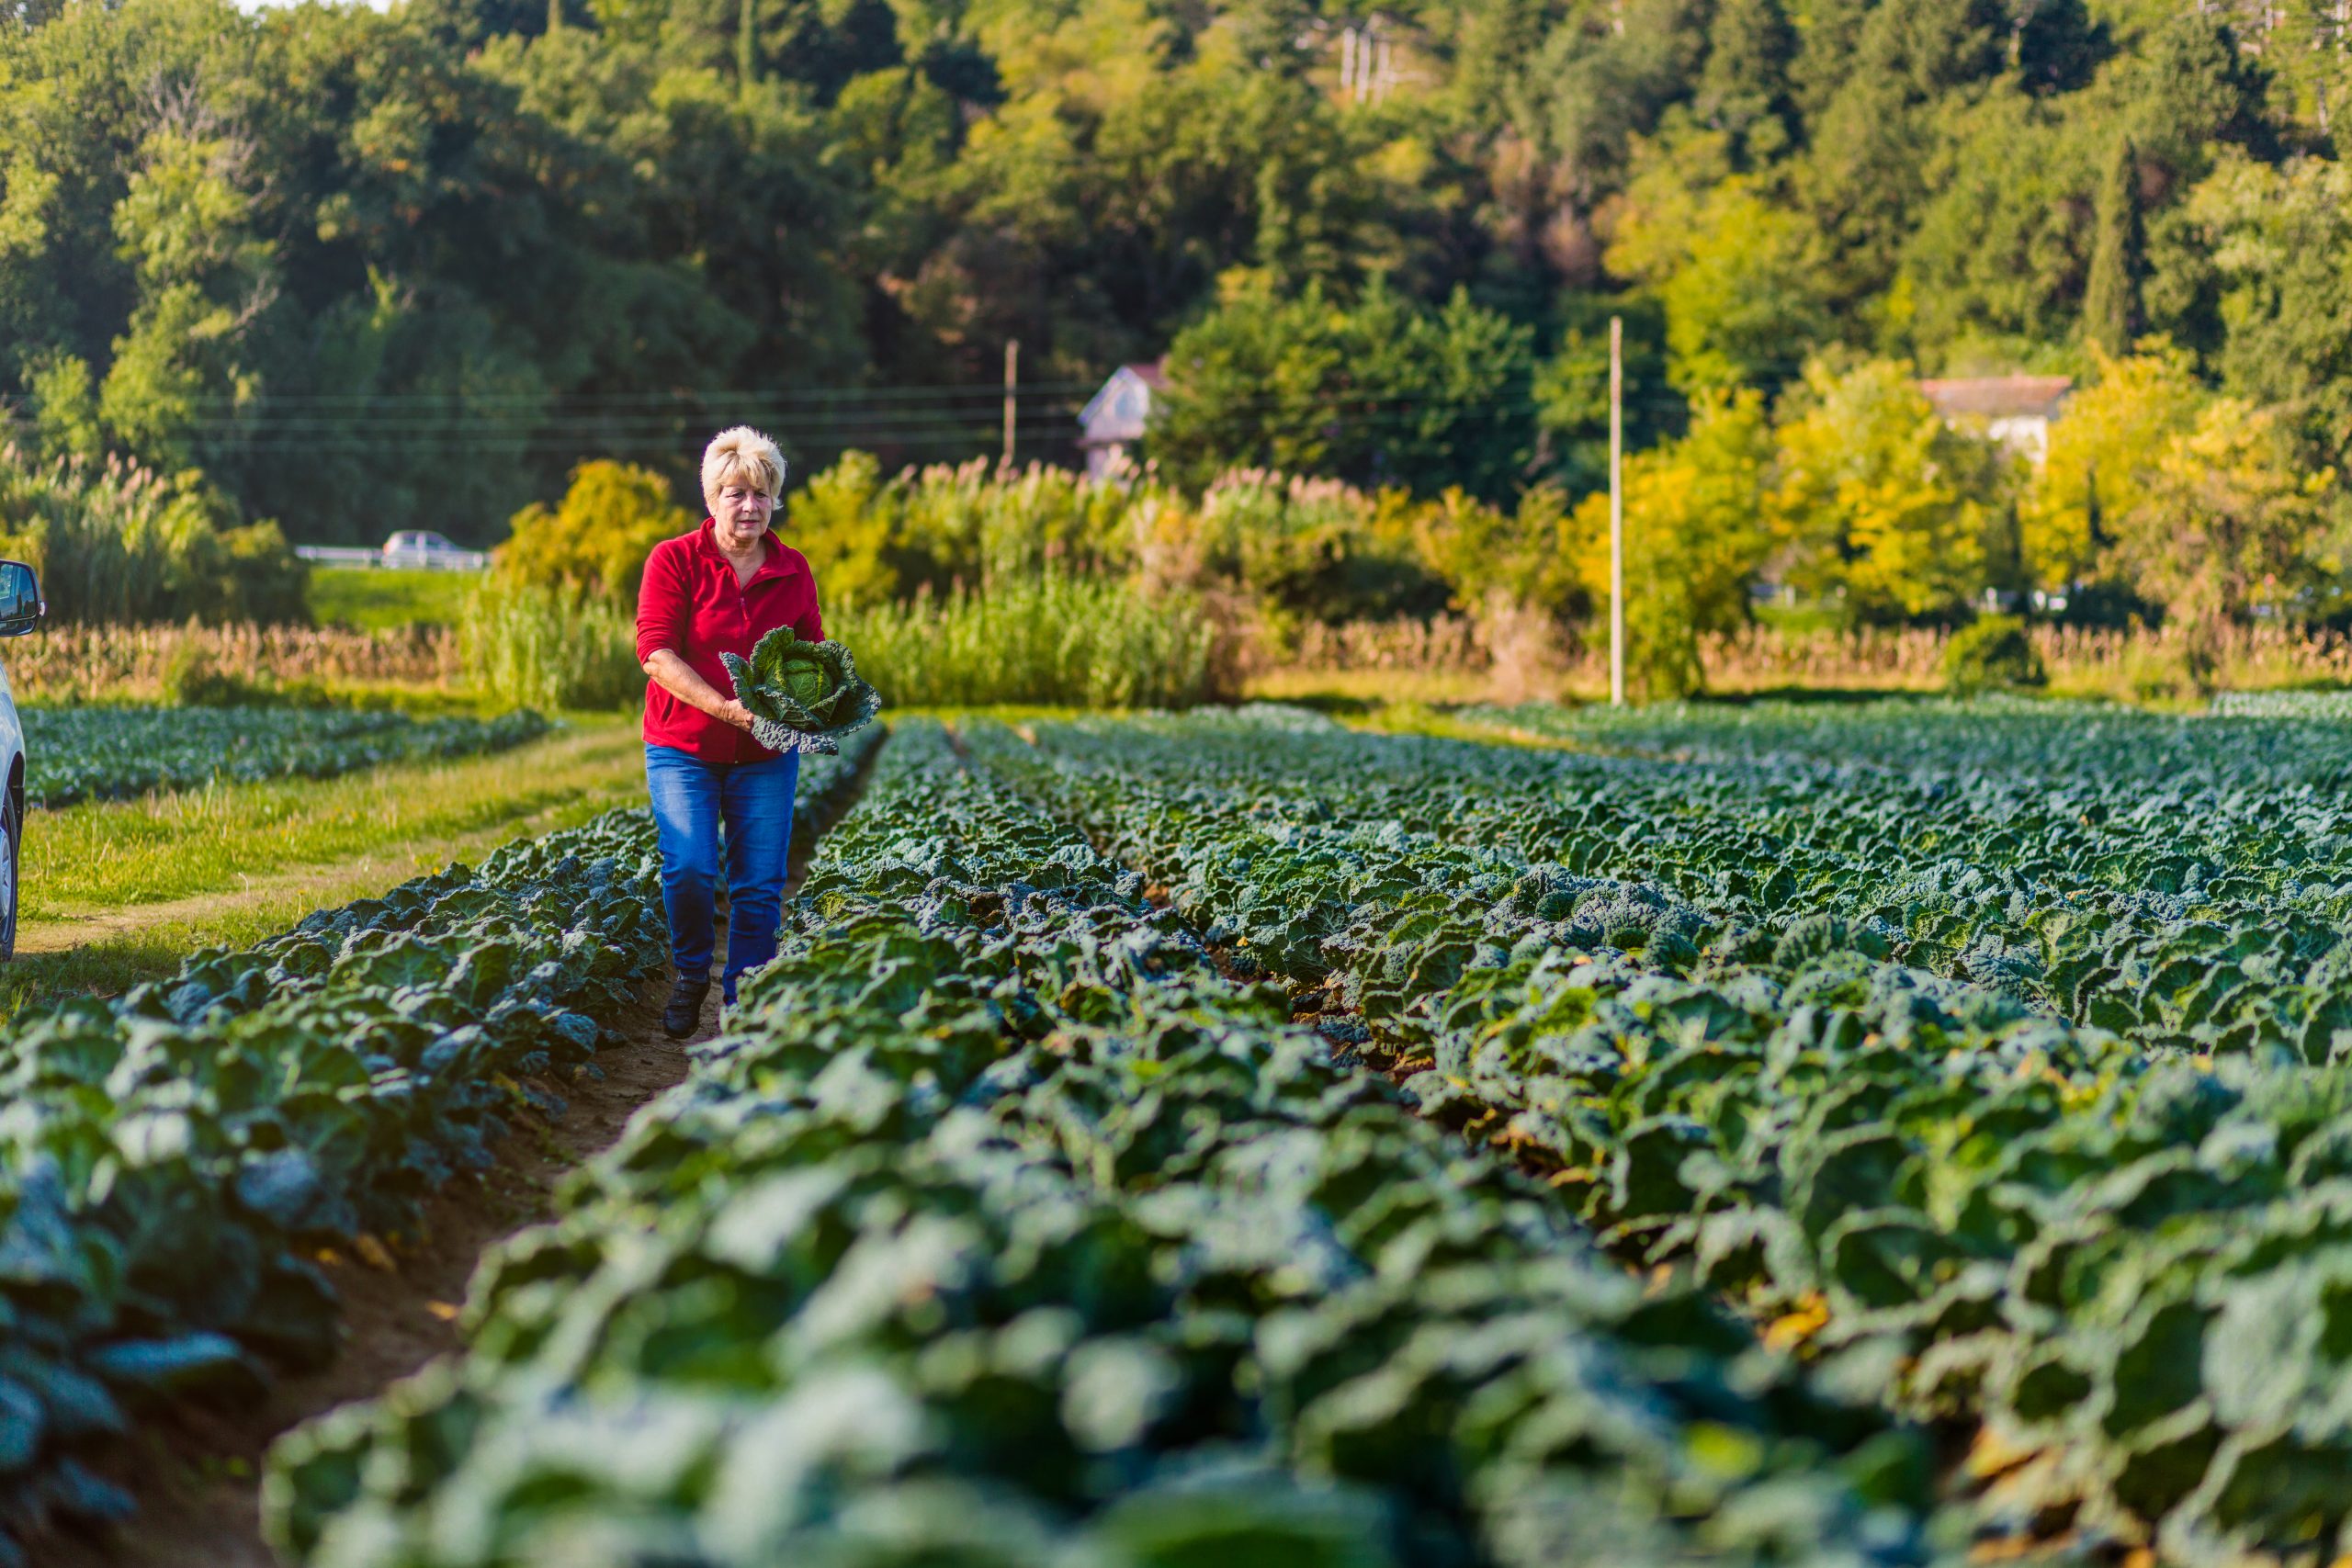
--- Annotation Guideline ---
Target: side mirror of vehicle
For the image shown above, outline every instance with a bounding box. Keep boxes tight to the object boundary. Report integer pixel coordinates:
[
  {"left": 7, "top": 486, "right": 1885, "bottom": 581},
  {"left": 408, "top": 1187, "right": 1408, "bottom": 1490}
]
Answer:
[{"left": 0, "top": 561, "right": 44, "bottom": 637}]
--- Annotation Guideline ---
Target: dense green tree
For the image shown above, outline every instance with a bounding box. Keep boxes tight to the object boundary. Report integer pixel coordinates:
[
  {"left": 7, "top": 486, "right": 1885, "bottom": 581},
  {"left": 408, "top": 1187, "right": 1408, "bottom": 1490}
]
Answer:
[
  {"left": 1566, "top": 389, "right": 1774, "bottom": 695},
  {"left": 1798, "top": 0, "right": 2012, "bottom": 314},
  {"left": 2007, "top": 0, "right": 2105, "bottom": 96},
  {"left": 1790, "top": 0, "right": 1872, "bottom": 123},
  {"left": 1770, "top": 355, "right": 2016, "bottom": 622},
  {"left": 495, "top": 458, "right": 692, "bottom": 601},
  {"left": 0, "top": 0, "right": 2342, "bottom": 603},
  {"left": 2082, "top": 134, "right": 2143, "bottom": 355},
  {"left": 2184, "top": 152, "right": 2352, "bottom": 468},
  {"left": 1531, "top": 292, "right": 1672, "bottom": 493},
  {"left": 1150, "top": 281, "right": 1537, "bottom": 499},
  {"left": 2114, "top": 397, "right": 2334, "bottom": 675},
  {"left": 1695, "top": 0, "right": 1797, "bottom": 163},
  {"left": 1606, "top": 130, "right": 1831, "bottom": 389},
  {"left": 1524, "top": 0, "right": 1711, "bottom": 202},
  {"left": 1894, "top": 92, "right": 2076, "bottom": 360},
  {"left": 2022, "top": 343, "right": 2205, "bottom": 589}
]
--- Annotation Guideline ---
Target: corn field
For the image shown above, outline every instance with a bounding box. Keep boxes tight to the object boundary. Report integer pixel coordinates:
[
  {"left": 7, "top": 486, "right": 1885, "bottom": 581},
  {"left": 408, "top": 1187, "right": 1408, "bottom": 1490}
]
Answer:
[
  {"left": 1273, "top": 616, "right": 2352, "bottom": 702},
  {"left": 6, "top": 622, "right": 458, "bottom": 705}
]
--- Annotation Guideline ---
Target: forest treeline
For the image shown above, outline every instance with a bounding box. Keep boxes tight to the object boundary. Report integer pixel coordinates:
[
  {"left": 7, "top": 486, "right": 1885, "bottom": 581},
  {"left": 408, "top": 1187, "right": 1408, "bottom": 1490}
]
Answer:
[{"left": 0, "top": 0, "right": 2336, "bottom": 531}]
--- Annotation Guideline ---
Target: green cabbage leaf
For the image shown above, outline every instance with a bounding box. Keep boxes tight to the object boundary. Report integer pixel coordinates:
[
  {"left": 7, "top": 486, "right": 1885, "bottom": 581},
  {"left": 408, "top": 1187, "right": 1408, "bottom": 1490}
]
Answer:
[{"left": 722, "top": 626, "right": 883, "bottom": 754}]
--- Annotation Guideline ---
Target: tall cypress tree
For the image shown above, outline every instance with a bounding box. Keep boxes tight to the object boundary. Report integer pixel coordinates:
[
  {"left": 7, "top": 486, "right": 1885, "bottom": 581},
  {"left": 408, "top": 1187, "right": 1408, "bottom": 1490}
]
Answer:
[{"left": 2083, "top": 136, "right": 2143, "bottom": 355}]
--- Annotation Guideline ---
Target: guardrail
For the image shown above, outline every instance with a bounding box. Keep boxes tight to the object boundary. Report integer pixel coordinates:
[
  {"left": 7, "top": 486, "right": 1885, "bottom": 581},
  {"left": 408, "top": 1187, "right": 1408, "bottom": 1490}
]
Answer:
[{"left": 296, "top": 545, "right": 491, "bottom": 571}]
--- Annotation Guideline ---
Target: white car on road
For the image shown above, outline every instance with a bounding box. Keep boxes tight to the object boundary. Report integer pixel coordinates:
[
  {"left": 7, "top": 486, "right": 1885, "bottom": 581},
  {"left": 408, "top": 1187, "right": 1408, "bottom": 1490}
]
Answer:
[{"left": 381, "top": 531, "right": 472, "bottom": 570}]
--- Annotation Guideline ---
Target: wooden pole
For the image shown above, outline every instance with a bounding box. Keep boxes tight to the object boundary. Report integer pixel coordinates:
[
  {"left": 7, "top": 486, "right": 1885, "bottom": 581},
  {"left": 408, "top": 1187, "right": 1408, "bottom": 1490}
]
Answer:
[
  {"left": 1609, "top": 314, "right": 1624, "bottom": 707},
  {"left": 1002, "top": 340, "right": 1019, "bottom": 468}
]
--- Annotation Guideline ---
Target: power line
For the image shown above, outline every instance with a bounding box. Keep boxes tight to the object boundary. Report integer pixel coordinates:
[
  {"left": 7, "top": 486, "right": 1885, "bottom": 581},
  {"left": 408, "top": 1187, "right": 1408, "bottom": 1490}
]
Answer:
[
  {"left": 0, "top": 370, "right": 1693, "bottom": 468},
  {"left": 123, "top": 375, "right": 1670, "bottom": 438},
  {"left": 119, "top": 361, "right": 1663, "bottom": 421},
  {"left": 159, "top": 378, "right": 1105, "bottom": 411}
]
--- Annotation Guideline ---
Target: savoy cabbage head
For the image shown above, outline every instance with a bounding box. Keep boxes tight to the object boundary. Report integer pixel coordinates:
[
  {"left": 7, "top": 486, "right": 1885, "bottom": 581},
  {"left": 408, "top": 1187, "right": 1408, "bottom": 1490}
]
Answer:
[{"left": 721, "top": 626, "right": 883, "bottom": 754}]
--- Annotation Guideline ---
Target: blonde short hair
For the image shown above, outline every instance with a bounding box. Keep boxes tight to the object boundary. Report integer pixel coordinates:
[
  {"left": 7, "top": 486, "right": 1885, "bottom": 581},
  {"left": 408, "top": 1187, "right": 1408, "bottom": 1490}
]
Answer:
[{"left": 701, "top": 426, "right": 787, "bottom": 513}]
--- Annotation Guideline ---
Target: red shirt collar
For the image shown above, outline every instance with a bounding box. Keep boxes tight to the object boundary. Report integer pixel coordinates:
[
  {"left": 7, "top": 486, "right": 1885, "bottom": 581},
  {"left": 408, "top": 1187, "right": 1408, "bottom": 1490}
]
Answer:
[{"left": 695, "top": 516, "right": 793, "bottom": 584}]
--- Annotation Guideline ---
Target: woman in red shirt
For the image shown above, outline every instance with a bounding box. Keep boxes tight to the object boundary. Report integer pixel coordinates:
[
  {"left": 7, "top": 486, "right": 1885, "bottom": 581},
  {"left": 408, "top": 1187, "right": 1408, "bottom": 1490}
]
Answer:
[{"left": 635, "top": 426, "right": 824, "bottom": 1037}]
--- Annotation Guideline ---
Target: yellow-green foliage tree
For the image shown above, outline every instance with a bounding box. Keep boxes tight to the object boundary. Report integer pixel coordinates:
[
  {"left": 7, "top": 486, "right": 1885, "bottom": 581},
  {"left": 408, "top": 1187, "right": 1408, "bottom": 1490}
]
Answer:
[
  {"left": 788, "top": 454, "right": 1146, "bottom": 606},
  {"left": 495, "top": 461, "right": 691, "bottom": 603},
  {"left": 2112, "top": 399, "right": 2335, "bottom": 674},
  {"left": 1566, "top": 390, "right": 1775, "bottom": 698},
  {"left": 1182, "top": 471, "right": 1443, "bottom": 629},
  {"left": 1412, "top": 483, "right": 1585, "bottom": 627},
  {"left": 1770, "top": 359, "right": 2010, "bottom": 622},
  {"left": 1604, "top": 136, "right": 1831, "bottom": 393},
  {"left": 2022, "top": 344, "right": 2208, "bottom": 591},
  {"left": 785, "top": 450, "right": 897, "bottom": 608}
]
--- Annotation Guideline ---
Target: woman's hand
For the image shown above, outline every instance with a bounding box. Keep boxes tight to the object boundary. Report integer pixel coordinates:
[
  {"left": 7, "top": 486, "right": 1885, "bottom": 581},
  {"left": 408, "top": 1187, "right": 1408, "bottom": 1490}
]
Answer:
[{"left": 642, "top": 650, "right": 760, "bottom": 735}]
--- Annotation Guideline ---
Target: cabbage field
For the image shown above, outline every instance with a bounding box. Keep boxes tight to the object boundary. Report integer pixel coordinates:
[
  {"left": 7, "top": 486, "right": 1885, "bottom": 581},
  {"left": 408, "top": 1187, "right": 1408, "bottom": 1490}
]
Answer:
[
  {"left": 23, "top": 708, "right": 551, "bottom": 808},
  {"left": 0, "top": 730, "right": 876, "bottom": 1563},
  {"left": 21, "top": 698, "right": 2352, "bottom": 1566}
]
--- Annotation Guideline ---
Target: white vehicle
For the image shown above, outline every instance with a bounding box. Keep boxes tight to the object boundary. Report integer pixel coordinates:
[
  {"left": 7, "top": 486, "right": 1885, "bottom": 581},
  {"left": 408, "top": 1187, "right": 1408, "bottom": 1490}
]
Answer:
[
  {"left": 0, "top": 558, "right": 47, "bottom": 959},
  {"left": 380, "top": 530, "right": 470, "bottom": 570}
]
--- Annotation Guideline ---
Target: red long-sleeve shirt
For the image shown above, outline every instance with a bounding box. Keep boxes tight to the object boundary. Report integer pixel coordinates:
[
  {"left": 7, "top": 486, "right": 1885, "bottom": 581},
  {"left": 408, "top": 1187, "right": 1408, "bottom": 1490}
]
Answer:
[{"left": 636, "top": 519, "right": 825, "bottom": 763}]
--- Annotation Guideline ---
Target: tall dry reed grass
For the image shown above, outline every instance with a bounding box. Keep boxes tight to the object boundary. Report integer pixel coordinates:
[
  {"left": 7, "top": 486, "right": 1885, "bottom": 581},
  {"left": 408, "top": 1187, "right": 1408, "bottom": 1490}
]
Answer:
[
  {"left": 5, "top": 621, "right": 458, "bottom": 705},
  {"left": 1261, "top": 616, "right": 2352, "bottom": 703},
  {"left": 1274, "top": 615, "right": 1486, "bottom": 673}
]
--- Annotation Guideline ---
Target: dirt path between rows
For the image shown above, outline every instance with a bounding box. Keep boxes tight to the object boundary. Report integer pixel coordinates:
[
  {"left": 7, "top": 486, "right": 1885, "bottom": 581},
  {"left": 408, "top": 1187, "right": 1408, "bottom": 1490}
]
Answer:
[{"left": 44, "top": 739, "right": 886, "bottom": 1568}]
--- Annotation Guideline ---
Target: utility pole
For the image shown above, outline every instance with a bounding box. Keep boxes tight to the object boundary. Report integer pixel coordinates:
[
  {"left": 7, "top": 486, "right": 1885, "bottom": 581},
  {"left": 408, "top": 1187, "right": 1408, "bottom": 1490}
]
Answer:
[
  {"left": 1609, "top": 314, "right": 1624, "bottom": 708},
  {"left": 1002, "top": 339, "right": 1019, "bottom": 468}
]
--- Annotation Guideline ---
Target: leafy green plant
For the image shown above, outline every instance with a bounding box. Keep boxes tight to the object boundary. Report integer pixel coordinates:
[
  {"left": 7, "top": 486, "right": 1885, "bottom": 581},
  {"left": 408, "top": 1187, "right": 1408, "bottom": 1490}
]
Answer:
[
  {"left": 0, "top": 732, "right": 880, "bottom": 1562},
  {"left": 1939, "top": 614, "right": 2046, "bottom": 693},
  {"left": 161, "top": 637, "right": 276, "bottom": 707},
  {"left": 265, "top": 720, "right": 1935, "bottom": 1568},
  {"left": 22, "top": 707, "right": 550, "bottom": 807},
  {"left": 720, "top": 625, "right": 882, "bottom": 748},
  {"left": 958, "top": 699, "right": 2352, "bottom": 1556},
  {"left": 0, "top": 446, "right": 307, "bottom": 626}
]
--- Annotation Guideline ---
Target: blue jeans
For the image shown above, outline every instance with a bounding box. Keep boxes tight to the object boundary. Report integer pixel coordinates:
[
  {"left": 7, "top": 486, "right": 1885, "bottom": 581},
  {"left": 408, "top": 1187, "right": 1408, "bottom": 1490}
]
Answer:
[{"left": 644, "top": 745, "right": 799, "bottom": 1001}]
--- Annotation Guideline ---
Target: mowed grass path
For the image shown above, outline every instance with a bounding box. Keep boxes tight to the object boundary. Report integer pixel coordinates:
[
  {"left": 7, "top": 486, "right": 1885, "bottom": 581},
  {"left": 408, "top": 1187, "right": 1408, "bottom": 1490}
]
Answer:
[{"left": 5, "top": 716, "right": 647, "bottom": 1014}]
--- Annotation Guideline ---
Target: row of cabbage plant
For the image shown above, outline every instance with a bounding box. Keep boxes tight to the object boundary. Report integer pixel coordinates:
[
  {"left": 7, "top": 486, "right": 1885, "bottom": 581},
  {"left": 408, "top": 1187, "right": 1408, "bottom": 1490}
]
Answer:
[
  {"left": 264, "top": 718, "right": 1946, "bottom": 1568},
  {"left": 960, "top": 709, "right": 2352, "bottom": 1563},
  {"left": 0, "top": 728, "right": 879, "bottom": 1563}
]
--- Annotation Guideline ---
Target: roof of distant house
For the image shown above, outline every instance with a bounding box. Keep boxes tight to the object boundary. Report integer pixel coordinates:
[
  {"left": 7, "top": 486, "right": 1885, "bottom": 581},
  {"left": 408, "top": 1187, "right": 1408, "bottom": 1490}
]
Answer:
[
  {"left": 1079, "top": 359, "right": 1168, "bottom": 446},
  {"left": 1916, "top": 375, "right": 2074, "bottom": 421}
]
